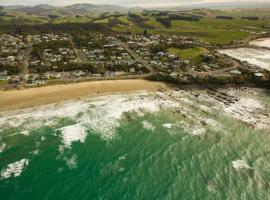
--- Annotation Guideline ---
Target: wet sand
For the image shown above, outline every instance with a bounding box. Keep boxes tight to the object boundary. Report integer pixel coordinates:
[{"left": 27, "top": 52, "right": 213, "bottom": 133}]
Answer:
[{"left": 0, "top": 80, "right": 169, "bottom": 112}]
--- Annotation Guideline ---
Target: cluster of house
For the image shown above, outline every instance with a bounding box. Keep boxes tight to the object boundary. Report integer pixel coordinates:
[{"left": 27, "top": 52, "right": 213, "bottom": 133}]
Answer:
[
  {"left": 0, "top": 34, "right": 26, "bottom": 66},
  {"left": 30, "top": 47, "right": 78, "bottom": 69},
  {"left": 82, "top": 43, "right": 132, "bottom": 63},
  {"left": 122, "top": 34, "right": 196, "bottom": 73},
  {"left": 1, "top": 32, "right": 268, "bottom": 87},
  {"left": 30, "top": 34, "right": 78, "bottom": 70},
  {"left": 79, "top": 34, "right": 143, "bottom": 75},
  {"left": 32, "top": 34, "right": 69, "bottom": 44}
]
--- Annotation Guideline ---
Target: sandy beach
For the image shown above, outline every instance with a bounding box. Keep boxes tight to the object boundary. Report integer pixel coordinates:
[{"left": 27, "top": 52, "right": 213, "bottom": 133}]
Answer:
[{"left": 0, "top": 80, "right": 169, "bottom": 112}]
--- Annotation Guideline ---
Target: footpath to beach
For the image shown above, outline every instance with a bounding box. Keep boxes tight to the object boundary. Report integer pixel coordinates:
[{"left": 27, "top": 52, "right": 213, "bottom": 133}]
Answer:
[{"left": 0, "top": 80, "right": 168, "bottom": 112}]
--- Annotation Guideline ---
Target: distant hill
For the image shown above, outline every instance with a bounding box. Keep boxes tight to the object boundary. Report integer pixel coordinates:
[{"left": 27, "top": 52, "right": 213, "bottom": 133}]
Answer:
[
  {"left": 66, "top": 4, "right": 131, "bottom": 13},
  {"left": 1, "top": 2, "right": 270, "bottom": 17},
  {"left": 2, "top": 3, "right": 136, "bottom": 16}
]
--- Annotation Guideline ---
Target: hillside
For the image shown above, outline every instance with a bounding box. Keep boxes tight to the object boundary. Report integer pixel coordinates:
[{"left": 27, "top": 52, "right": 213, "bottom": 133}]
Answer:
[
  {"left": 0, "top": 7, "right": 270, "bottom": 46},
  {"left": 3, "top": 3, "right": 134, "bottom": 16}
]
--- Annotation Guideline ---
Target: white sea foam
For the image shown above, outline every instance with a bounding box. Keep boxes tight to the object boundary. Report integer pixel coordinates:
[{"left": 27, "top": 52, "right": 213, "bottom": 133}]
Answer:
[
  {"left": 162, "top": 124, "right": 173, "bottom": 129},
  {"left": 59, "top": 124, "right": 87, "bottom": 148},
  {"left": 249, "top": 38, "right": 270, "bottom": 48},
  {"left": 0, "top": 100, "right": 89, "bottom": 129},
  {"left": 31, "top": 150, "right": 39, "bottom": 155},
  {"left": 0, "top": 92, "right": 179, "bottom": 141},
  {"left": 223, "top": 97, "right": 269, "bottom": 129},
  {"left": 41, "top": 136, "right": 46, "bottom": 141},
  {"left": 204, "top": 119, "right": 221, "bottom": 128},
  {"left": 142, "top": 121, "right": 155, "bottom": 131},
  {"left": 64, "top": 154, "right": 77, "bottom": 169},
  {"left": 21, "top": 131, "right": 29, "bottom": 136},
  {"left": 1, "top": 88, "right": 268, "bottom": 146},
  {"left": 0, "top": 143, "right": 7, "bottom": 153},
  {"left": 232, "top": 159, "right": 251, "bottom": 170},
  {"left": 1, "top": 159, "right": 29, "bottom": 179},
  {"left": 218, "top": 48, "right": 270, "bottom": 71},
  {"left": 198, "top": 105, "right": 212, "bottom": 113},
  {"left": 191, "top": 128, "right": 206, "bottom": 136}
]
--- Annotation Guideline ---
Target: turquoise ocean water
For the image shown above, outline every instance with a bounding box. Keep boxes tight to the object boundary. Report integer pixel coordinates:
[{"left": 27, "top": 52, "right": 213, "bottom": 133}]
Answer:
[{"left": 0, "top": 89, "right": 270, "bottom": 199}]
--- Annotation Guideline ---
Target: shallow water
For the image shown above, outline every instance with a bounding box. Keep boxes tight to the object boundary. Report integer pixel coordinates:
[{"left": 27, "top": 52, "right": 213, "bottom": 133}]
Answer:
[
  {"left": 250, "top": 38, "right": 270, "bottom": 48},
  {"left": 0, "top": 89, "right": 270, "bottom": 199},
  {"left": 219, "top": 48, "right": 270, "bottom": 71}
]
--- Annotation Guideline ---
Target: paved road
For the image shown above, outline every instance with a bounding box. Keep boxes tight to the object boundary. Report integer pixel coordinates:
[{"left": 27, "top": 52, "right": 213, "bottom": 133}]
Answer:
[
  {"left": 21, "top": 35, "right": 32, "bottom": 76},
  {"left": 69, "top": 36, "right": 82, "bottom": 63},
  {"left": 188, "top": 59, "right": 240, "bottom": 77}
]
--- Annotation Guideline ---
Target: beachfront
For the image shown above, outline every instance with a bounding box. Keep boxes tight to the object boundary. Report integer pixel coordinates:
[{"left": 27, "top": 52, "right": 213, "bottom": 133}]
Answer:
[{"left": 0, "top": 79, "right": 168, "bottom": 111}]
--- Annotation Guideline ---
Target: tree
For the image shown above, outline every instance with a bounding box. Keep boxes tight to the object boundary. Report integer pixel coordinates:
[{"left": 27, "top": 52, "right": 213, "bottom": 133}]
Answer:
[
  {"left": 0, "top": 6, "right": 5, "bottom": 16},
  {"left": 48, "top": 14, "right": 59, "bottom": 19},
  {"left": 143, "top": 29, "right": 148, "bottom": 36}
]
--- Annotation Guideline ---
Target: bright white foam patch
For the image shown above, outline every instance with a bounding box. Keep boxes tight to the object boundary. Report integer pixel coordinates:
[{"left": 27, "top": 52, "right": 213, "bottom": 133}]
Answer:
[
  {"left": 232, "top": 160, "right": 251, "bottom": 170},
  {"left": 0, "top": 143, "right": 7, "bottom": 153},
  {"left": 218, "top": 48, "right": 270, "bottom": 71},
  {"left": 249, "top": 38, "right": 270, "bottom": 48},
  {"left": 0, "top": 92, "right": 172, "bottom": 140},
  {"left": 142, "top": 121, "right": 155, "bottom": 131},
  {"left": 64, "top": 154, "right": 78, "bottom": 169},
  {"left": 21, "top": 131, "right": 29, "bottom": 136},
  {"left": 1, "top": 159, "right": 29, "bottom": 179},
  {"left": 162, "top": 124, "right": 173, "bottom": 129},
  {"left": 191, "top": 128, "right": 206, "bottom": 136},
  {"left": 59, "top": 124, "right": 87, "bottom": 148}
]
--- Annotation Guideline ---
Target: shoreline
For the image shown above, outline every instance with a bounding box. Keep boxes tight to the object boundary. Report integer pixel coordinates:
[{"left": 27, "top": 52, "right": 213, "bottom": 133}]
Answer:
[
  {"left": 219, "top": 35, "right": 270, "bottom": 50},
  {"left": 0, "top": 79, "right": 169, "bottom": 112}
]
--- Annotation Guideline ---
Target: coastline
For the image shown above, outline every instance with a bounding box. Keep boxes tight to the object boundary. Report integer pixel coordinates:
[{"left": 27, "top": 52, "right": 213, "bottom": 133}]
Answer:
[{"left": 0, "top": 79, "right": 169, "bottom": 112}]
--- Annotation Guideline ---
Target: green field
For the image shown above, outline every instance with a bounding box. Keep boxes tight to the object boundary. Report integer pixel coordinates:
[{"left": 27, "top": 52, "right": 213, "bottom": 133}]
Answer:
[
  {"left": 1, "top": 8, "right": 270, "bottom": 45},
  {"left": 168, "top": 47, "right": 209, "bottom": 64},
  {"left": 110, "top": 15, "right": 270, "bottom": 45}
]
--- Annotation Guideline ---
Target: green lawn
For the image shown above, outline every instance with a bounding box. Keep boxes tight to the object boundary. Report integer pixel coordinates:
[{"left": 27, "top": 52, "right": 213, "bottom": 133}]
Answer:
[
  {"left": 0, "top": 80, "right": 8, "bottom": 85},
  {"left": 113, "top": 16, "right": 270, "bottom": 45},
  {"left": 168, "top": 47, "right": 209, "bottom": 64}
]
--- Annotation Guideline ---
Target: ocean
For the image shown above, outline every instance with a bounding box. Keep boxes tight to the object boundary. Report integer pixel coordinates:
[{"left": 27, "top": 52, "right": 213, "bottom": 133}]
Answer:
[
  {"left": 218, "top": 37, "right": 270, "bottom": 72},
  {"left": 0, "top": 88, "right": 270, "bottom": 199}
]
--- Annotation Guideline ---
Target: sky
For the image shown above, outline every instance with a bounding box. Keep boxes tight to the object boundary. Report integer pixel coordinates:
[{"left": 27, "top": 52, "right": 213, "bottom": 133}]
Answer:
[{"left": 0, "top": 0, "right": 269, "bottom": 7}]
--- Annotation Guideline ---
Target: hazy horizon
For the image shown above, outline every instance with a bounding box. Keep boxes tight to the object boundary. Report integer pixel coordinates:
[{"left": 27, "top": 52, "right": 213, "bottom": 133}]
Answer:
[{"left": 0, "top": 0, "right": 270, "bottom": 8}]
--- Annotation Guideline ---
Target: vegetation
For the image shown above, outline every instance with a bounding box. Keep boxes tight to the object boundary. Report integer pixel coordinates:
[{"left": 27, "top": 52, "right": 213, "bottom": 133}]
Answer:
[
  {"left": 0, "top": 64, "right": 20, "bottom": 75},
  {"left": 0, "top": 8, "right": 269, "bottom": 45},
  {"left": 31, "top": 41, "right": 72, "bottom": 60},
  {"left": 156, "top": 17, "right": 171, "bottom": 28},
  {"left": 168, "top": 47, "right": 209, "bottom": 64}
]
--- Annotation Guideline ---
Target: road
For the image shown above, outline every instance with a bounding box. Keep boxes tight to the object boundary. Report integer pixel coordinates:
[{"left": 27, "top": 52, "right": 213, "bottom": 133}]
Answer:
[
  {"left": 69, "top": 36, "right": 82, "bottom": 63},
  {"left": 118, "top": 41, "right": 154, "bottom": 74},
  {"left": 188, "top": 59, "right": 240, "bottom": 77},
  {"left": 21, "top": 35, "right": 32, "bottom": 76},
  {"left": 119, "top": 40, "right": 241, "bottom": 77}
]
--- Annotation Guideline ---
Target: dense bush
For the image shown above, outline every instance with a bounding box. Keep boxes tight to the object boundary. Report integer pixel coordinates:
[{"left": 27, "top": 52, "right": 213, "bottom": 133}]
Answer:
[{"left": 156, "top": 17, "right": 171, "bottom": 28}]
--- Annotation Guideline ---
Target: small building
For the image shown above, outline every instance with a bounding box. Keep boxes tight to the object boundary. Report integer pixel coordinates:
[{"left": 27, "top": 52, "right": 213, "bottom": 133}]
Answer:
[{"left": 230, "top": 69, "right": 242, "bottom": 75}]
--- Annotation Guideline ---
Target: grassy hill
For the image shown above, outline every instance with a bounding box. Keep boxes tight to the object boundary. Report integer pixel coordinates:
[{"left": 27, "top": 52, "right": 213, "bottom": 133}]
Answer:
[{"left": 0, "top": 7, "right": 269, "bottom": 46}]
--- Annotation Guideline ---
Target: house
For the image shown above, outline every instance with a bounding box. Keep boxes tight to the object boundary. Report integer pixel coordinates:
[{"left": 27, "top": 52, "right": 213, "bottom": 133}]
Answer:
[
  {"left": 0, "top": 70, "right": 8, "bottom": 81},
  {"left": 92, "top": 74, "right": 102, "bottom": 77},
  {"left": 230, "top": 69, "right": 242, "bottom": 75},
  {"left": 9, "top": 76, "right": 20, "bottom": 84},
  {"left": 7, "top": 56, "right": 15, "bottom": 62},
  {"left": 115, "top": 71, "right": 127, "bottom": 76},
  {"left": 129, "top": 67, "right": 136, "bottom": 73}
]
